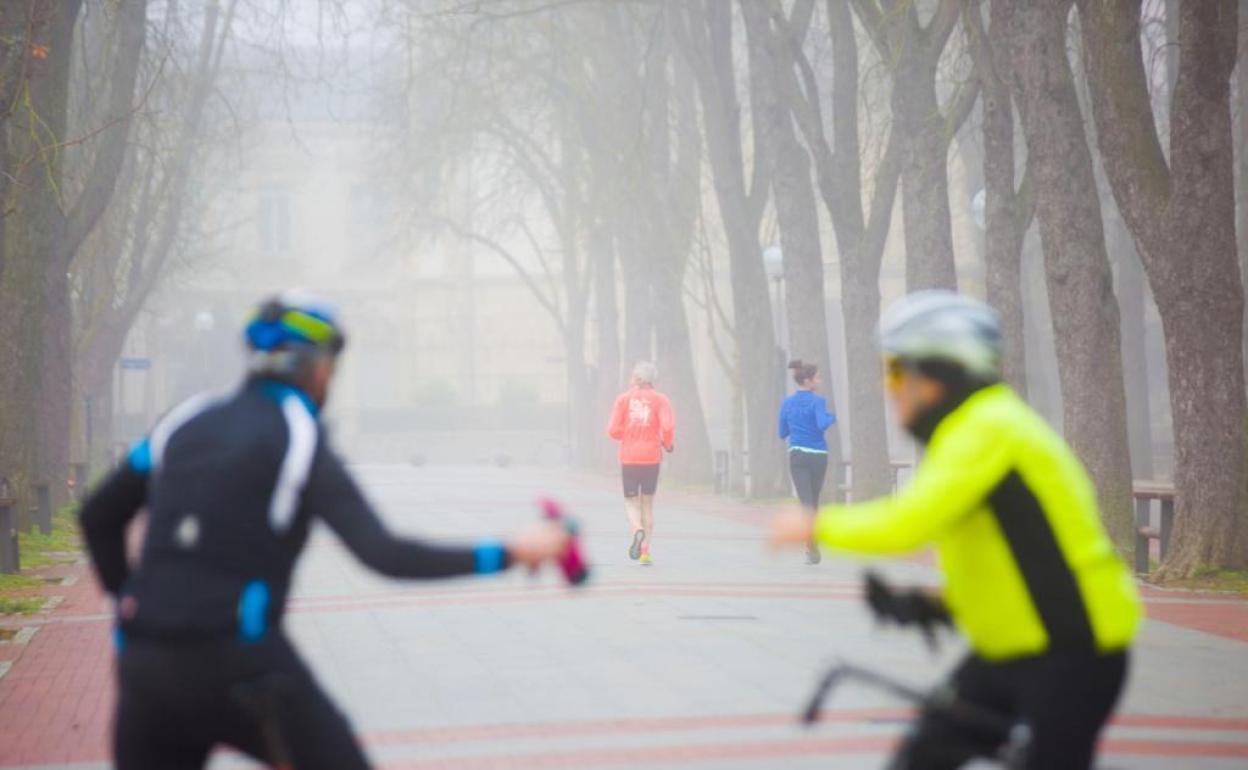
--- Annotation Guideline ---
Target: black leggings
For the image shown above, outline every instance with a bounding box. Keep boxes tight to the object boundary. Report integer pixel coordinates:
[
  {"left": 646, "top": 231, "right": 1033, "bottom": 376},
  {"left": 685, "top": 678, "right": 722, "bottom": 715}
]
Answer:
[
  {"left": 788, "top": 450, "right": 828, "bottom": 509},
  {"left": 892, "top": 650, "right": 1128, "bottom": 770},
  {"left": 114, "top": 634, "right": 371, "bottom": 770}
]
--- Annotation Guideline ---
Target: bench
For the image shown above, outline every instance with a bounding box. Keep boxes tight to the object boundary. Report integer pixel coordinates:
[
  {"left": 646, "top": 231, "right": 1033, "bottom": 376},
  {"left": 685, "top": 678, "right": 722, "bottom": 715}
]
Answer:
[
  {"left": 0, "top": 477, "right": 17, "bottom": 574},
  {"left": 1133, "top": 481, "right": 1175, "bottom": 574}
]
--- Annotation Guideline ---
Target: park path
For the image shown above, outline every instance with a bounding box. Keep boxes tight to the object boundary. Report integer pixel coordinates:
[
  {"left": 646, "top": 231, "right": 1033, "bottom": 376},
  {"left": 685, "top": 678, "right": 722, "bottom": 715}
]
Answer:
[{"left": 1, "top": 464, "right": 1246, "bottom": 769}]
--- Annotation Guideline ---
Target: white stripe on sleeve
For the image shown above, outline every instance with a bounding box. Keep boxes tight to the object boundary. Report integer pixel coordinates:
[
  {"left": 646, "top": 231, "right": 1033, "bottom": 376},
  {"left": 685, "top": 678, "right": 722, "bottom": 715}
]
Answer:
[{"left": 269, "top": 395, "right": 319, "bottom": 533}]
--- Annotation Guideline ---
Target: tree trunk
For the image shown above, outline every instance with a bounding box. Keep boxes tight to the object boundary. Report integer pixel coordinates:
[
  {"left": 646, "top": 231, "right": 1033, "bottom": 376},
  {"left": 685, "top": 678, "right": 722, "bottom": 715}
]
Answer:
[
  {"left": 1022, "top": 234, "right": 1062, "bottom": 426},
  {"left": 1111, "top": 224, "right": 1155, "bottom": 480},
  {"left": 645, "top": 25, "right": 714, "bottom": 486},
  {"left": 852, "top": 0, "right": 962, "bottom": 292},
  {"left": 841, "top": 271, "right": 891, "bottom": 499},
  {"left": 22, "top": 0, "right": 143, "bottom": 506},
  {"left": 619, "top": 224, "right": 654, "bottom": 369},
  {"left": 770, "top": 0, "right": 897, "bottom": 500},
  {"left": 999, "top": 0, "right": 1135, "bottom": 549},
  {"left": 16, "top": 0, "right": 80, "bottom": 505},
  {"left": 1079, "top": 0, "right": 1248, "bottom": 574},
  {"left": 591, "top": 224, "right": 621, "bottom": 470},
  {"left": 670, "top": 1, "right": 784, "bottom": 496},
  {"left": 740, "top": 1, "right": 844, "bottom": 499},
  {"left": 652, "top": 273, "right": 714, "bottom": 485},
  {"left": 1237, "top": 0, "right": 1248, "bottom": 390},
  {"left": 974, "top": 2, "right": 1030, "bottom": 394},
  {"left": 896, "top": 74, "right": 959, "bottom": 292}
]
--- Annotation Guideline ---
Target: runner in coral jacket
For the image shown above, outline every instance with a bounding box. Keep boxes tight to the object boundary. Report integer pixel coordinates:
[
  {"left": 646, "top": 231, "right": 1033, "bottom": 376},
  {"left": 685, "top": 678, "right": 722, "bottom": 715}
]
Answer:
[{"left": 607, "top": 361, "right": 675, "bottom": 565}]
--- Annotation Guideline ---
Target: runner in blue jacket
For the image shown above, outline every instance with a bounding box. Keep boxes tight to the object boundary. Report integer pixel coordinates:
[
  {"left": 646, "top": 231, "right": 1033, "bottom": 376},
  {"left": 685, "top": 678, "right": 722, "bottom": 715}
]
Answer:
[{"left": 778, "top": 359, "right": 837, "bottom": 564}]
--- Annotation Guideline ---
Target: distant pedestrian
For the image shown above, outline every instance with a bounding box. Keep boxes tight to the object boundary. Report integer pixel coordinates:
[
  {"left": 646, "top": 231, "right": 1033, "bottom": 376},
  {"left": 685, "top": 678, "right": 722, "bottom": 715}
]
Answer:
[
  {"left": 778, "top": 359, "right": 837, "bottom": 564},
  {"left": 607, "top": 361, "right": 674, "bottom": 566}
]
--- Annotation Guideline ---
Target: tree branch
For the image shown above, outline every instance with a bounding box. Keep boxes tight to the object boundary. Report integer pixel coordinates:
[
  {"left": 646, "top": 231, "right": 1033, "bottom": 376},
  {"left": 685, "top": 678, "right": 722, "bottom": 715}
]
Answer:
[{"left": 437, "top": 216, "right": 566, "bottom": 335}]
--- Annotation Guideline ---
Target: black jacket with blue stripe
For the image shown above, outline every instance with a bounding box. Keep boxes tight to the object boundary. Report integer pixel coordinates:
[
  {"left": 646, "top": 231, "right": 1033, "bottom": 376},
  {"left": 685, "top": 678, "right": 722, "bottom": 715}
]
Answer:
[{"left": 80, "top": 377, "right": 507, "bottom": 643}]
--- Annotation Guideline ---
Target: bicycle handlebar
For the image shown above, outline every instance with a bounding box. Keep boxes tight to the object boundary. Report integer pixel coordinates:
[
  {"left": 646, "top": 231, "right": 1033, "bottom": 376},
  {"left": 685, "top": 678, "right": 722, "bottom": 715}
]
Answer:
[{"left": 801, "top": 659, "right": 1021, "bottom": 743}]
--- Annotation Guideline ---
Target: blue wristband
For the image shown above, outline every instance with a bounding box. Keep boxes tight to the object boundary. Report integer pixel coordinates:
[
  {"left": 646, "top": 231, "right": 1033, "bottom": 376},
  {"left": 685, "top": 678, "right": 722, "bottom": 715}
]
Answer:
[
  {"left": 474, "top": 539, "right": 507, "bottom": 574},
  {"left": 127, "top": 439, "right": 152, "bottom": 474}
]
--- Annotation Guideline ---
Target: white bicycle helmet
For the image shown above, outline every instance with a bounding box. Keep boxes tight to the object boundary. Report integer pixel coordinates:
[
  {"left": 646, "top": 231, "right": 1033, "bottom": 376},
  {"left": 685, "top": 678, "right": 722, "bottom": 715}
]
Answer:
[{"left": 878, "top": 291, "right": 1002, "bottom": 380}]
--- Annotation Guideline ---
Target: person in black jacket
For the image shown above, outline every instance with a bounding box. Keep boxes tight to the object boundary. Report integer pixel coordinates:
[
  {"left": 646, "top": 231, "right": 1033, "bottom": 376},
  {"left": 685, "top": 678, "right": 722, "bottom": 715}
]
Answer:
[{"left": 80, "top": 292, "right": 570, "bottom": 770}]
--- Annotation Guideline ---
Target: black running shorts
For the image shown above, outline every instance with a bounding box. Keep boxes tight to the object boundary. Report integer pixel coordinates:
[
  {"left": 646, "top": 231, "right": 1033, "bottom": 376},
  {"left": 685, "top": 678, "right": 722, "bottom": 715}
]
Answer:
[{"left": 621, "top": 463, "right": 660, "bottom": 497}]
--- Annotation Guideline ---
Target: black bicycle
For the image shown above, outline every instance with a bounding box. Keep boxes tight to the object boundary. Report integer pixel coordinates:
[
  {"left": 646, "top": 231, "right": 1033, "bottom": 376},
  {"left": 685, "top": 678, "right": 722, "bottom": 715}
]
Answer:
[
  {"left": 799, "top": 571, "right": 1127, "bottom": 770},
  {"left": 801, "top": 658, "right": 1031, "bottom": 769}
]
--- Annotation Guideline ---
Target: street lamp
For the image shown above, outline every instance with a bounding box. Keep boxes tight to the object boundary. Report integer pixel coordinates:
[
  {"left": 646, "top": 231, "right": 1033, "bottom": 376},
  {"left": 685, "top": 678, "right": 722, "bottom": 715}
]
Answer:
[
  {"left": 762, "top": 244, "right": 784, "bottom": 281},
  {"left": 972, "top": 188, "right": 987, "bottom": 231},
  {"left": 194, "top": 310, "right": 216, "bottom": 333},
  {"left": 762, "top": 245, "right": 787, "bottom": 352},
  {"left": 194, "top": 310, "right": 215, "bottom": 388}
]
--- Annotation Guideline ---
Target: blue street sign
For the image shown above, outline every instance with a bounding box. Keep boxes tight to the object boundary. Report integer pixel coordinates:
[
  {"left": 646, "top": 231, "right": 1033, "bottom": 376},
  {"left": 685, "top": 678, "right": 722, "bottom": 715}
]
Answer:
[{"left": 119, "top": 357, "right": 151, "bottom": 371}]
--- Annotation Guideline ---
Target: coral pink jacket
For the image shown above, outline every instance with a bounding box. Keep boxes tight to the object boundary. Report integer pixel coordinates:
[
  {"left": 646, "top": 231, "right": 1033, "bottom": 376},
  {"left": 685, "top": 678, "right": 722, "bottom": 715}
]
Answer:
[{"left": 607, "top": 386, "right": 675, "bottom": 465}]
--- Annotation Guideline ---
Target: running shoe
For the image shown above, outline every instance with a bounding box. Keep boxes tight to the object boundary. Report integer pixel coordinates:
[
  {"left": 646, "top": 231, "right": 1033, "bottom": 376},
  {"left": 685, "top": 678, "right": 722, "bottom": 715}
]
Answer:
[
  {"left": 629, "top": 530, "right": 645, "bottom": 560},
  {"left": 639, "top": 552, "right": 653, "bottom": 566},
  {"left": 806, "top": 546, "right": 822, "bottom": 565}
]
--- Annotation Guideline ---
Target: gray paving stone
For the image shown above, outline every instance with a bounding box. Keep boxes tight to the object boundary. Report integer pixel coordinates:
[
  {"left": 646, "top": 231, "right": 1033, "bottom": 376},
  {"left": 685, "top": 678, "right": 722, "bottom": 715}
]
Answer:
[{"left": 182, "top": 463, "right": 1248, "bottom": 769}]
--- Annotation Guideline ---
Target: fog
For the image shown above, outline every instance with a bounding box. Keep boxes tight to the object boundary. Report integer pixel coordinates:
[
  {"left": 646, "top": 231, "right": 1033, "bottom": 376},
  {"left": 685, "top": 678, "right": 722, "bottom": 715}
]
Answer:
[{"left": 2, "top": 0, "right": 1244, "bottom": 574}]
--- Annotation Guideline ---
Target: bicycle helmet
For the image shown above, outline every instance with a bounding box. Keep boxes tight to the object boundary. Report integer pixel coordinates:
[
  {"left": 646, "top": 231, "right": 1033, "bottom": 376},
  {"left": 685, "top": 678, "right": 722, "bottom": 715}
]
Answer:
[
  {"left": 878, "top": 291, "right": 1002, "bottom": 381},
  {"left": 244, "top": 291, "right": 346, "bottom": 377}
]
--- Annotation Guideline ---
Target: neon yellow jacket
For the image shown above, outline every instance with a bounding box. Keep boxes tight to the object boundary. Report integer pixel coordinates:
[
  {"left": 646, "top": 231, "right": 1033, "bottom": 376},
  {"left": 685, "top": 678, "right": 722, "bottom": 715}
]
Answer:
[{"left": 814, "top": 384, "right": 1141, "bottom": 661}]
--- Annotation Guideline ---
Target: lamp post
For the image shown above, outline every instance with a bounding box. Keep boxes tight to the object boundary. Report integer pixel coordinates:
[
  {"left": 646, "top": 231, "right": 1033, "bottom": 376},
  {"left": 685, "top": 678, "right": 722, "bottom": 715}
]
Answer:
[
  {"left": 194, "top": 310, "right": 215, "bottom": 392},
  {"left": 763, "top": 245, "right": 791, "bottom": 414},
  {"left": 762, "top": 245, "right": 787, "bottom": 353}
]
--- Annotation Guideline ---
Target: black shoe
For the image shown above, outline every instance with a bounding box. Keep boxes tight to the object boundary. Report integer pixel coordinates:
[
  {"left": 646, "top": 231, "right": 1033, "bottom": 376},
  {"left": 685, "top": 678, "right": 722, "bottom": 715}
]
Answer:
[{"left": 629, "top": 530, "right": 645, "bottom": 560}]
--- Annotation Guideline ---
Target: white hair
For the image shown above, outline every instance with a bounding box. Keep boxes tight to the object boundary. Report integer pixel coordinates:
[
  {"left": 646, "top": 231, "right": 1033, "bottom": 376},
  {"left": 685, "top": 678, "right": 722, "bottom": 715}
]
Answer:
[{"left": 632, "top": 361, "right": 658, "bottom": 385}]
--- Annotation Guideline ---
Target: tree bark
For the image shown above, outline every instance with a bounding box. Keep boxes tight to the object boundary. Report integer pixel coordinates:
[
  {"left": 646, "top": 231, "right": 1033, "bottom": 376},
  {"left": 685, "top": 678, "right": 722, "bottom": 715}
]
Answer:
[
  {"left": 648, "top": 32, "right": 714, "bottom": 486},
  {"left": 590, "top": 219, "right": 621, "bottom": 470},
  {"left": 670, "top": 1, "right": 785, "bottom": 496},
  {"left": 998, "top": 0, "right": 1136, "bottom": 549},
  {"left": 740, "top": 0, "right": 844, "bottom": 499},
  {"left": 852, "top": 0, "right": 962, "bottom": 291},
  {"left": 582, "top": 6, "right": 713, "bottom": 484},
  {"left": 21, "top": 0, "right": 143, "bottom": 505},
  {"left": 1237, "top": 0, "right": 1248, "bottom": 391},
  {"left": 760, "top": 0, "right": 896, "bottom": 500},
  {"left": 1113, "top": 234, "right": 1155, "bottom": 479},
  {"left": 968, "top": 2, "right": 1032, "bottom": 394},
  {"left": 1079, "top": 0, "right": 1248, "bottom": 574},
  {"left": 619, "top": 224, "right": 654, "bottom": 368}
]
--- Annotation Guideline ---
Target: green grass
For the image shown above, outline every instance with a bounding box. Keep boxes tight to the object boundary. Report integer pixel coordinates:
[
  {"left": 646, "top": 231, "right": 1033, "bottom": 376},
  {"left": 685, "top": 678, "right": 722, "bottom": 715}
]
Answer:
[
  {"left": 1161, "top": 568, "right": 1248, "bottom": 596},
  {"left": 16, "top": 504, "right": 82, "bottom": 569},
  {"left": 0, "top": 597, "right": 45, "bottom": 615},
  {"left": 0, "top": 573, "right": 42, "bottom": 591},
  {"left": 0, "top": 504, "right": 82, "bottom": 615}
]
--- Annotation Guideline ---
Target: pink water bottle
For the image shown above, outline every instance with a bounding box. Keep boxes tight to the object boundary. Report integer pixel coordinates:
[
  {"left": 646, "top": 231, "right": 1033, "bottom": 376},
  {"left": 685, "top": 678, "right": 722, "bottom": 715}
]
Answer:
[{"left": 539, "top": 498, "right": 589, "bottom": 586}]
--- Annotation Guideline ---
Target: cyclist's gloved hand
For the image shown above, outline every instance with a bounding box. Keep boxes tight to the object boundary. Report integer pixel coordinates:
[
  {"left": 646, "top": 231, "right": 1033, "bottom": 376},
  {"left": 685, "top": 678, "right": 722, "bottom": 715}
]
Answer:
[{"left": 864, "top": 570, "right": 952, "bottom": 629}]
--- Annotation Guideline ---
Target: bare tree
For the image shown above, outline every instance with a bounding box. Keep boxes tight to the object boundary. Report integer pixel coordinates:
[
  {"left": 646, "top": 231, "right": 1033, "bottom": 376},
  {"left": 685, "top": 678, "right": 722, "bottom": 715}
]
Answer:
[
  {"left": 73, "top": 0, "right": 239, "bottom": 474},
  {"left": 964, "top": 0, "right": 1034, "bottom": 394},
  {"left": 0, "top": 0, "right": 145, "bottom": 506},
  {"left": 851, "top": 0, "right": 967, "bottom": 291},
  {"left": 578, "top": 5, "right": 714, "bottom": 482},
  {"left": 740, "top": 0, "right": 845, "bottom": 498},
  {"left": 995, "top": 0, "right": 1135, "bottom": 547},
  {"left": 1239, "top": 0, "right": 1248, "bottom": 388},
  {"left": 670, "top": 1, "right": 785, "bottom": 496},
  {"left": 1079, "top": 0, "right": 1247, "bottom": 573}
]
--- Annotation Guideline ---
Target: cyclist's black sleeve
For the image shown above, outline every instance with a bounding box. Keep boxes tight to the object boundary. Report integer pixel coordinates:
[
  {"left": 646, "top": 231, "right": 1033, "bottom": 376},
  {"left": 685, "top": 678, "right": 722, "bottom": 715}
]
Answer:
[
  {"left": 302, "top": 443, "right": 510, "bottom": 578},
  {"left": 79, "top": 464, "right": 148, "bottom": 595}
]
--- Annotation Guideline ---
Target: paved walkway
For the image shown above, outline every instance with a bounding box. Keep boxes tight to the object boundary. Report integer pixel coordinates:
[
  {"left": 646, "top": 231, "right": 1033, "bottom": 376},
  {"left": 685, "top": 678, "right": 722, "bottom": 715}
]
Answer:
[{"left": 1, "top": 464, "right": 1246, "bottom": 769}]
